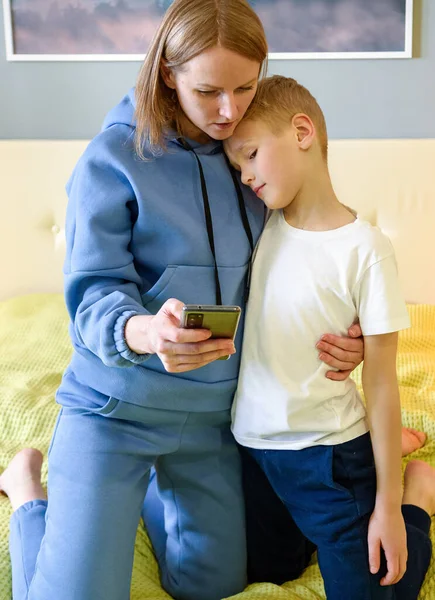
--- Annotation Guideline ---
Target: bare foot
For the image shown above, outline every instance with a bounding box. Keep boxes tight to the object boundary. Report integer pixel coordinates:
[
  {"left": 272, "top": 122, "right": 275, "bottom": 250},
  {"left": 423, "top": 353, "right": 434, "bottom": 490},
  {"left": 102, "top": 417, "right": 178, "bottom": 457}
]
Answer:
[
  {"left": 402, "top": 460, "right": 435, "bottom": 516},
  {"left": 401, "top": 427, "right": 426, "bottom": 457},
  {"left": 0, "top": 448, "right": 47, "bottom": 511}
]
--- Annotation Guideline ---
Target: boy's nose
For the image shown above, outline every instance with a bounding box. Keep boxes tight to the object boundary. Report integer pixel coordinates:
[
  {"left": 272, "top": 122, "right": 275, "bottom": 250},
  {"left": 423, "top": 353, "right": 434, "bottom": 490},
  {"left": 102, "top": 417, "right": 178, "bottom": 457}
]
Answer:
[{"left": 241, "top": 171, "right": 254, "bottom": 186}]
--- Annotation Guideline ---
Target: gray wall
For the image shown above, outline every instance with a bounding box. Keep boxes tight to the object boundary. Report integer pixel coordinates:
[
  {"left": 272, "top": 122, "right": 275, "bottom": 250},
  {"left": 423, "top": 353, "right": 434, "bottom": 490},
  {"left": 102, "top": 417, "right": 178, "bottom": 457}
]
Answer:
[{"left": 1, "top": 0, "right": 433, "bottom": 140}]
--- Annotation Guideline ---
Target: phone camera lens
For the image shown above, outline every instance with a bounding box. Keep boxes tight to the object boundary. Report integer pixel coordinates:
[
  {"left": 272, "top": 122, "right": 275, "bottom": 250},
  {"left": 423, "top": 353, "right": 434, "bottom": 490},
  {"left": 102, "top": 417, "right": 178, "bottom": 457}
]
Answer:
[{"left": 187, "top": 313, "right": 203, "bottom": 327}]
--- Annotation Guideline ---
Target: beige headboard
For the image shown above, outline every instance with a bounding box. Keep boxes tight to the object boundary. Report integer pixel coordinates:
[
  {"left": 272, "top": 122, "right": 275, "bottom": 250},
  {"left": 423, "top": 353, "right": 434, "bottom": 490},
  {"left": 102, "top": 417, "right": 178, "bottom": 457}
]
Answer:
[{"left": 1, "top": 139, "right": 434, "bottom": 304}]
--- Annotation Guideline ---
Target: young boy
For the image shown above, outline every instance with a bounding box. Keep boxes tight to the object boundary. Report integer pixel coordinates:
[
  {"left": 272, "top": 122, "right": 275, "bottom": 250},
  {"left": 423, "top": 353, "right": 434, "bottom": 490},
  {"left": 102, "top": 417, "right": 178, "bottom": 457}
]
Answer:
[{"left": 224, "top": 76, "right": 423, "bottom": 598}]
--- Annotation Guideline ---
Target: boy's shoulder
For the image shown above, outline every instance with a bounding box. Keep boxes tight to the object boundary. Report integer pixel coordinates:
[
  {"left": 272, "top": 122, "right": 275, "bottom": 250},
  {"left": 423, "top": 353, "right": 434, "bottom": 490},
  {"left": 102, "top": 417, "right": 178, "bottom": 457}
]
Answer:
[{"left": 352, "top": 218, "right": 395, "bottom": 261}]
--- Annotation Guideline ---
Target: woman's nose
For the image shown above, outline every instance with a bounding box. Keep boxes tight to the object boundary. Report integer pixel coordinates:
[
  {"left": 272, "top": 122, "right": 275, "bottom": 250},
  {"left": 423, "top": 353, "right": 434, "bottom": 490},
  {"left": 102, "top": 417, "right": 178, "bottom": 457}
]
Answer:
[{"left": 218, "top": 94, "right": 237, "bottom": 121}]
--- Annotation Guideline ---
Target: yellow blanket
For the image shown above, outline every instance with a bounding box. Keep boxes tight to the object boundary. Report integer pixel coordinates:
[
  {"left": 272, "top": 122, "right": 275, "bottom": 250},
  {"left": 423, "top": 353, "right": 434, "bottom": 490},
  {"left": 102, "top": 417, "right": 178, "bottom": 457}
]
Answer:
[{"left": 1, "top": 294, "right": 434, "bottom": 600}]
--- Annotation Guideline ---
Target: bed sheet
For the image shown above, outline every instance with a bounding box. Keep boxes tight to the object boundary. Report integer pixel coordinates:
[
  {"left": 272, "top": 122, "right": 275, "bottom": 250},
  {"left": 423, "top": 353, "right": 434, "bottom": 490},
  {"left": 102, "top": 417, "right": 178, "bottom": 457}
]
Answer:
[{"left": 1, "top": 295, "right": 434, "bottom": 600}]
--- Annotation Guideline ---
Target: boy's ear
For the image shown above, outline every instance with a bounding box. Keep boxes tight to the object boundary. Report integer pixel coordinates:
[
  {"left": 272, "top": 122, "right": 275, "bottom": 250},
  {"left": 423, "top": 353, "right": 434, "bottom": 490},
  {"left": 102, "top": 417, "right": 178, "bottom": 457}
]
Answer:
[
  {"left": 292, "top": 113, "right": 315, "bottom": 150},
  {"left": 160, "top": 60, "right": 176, "bottom": 89}
]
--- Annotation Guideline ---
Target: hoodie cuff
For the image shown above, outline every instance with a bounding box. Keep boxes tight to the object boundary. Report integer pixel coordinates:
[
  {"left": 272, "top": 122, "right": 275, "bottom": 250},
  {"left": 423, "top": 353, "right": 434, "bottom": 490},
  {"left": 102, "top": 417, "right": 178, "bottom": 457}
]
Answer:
[{"left": 114, "top": 311, "right": 152, "bottom": 365}]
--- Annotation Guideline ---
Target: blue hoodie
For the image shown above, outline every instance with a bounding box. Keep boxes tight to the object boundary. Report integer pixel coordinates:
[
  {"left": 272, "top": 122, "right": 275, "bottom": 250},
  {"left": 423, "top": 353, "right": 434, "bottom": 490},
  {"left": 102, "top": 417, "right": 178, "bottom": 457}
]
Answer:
[{"left": 63, "top": 89, "right": 265, "bottom": 412}]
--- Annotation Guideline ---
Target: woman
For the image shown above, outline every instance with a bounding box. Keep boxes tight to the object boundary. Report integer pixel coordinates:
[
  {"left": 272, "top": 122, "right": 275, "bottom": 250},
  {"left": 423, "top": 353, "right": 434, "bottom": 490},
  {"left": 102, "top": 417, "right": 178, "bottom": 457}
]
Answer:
[{"left": 2, "top": 1, "right": 428, "bottom": 599}]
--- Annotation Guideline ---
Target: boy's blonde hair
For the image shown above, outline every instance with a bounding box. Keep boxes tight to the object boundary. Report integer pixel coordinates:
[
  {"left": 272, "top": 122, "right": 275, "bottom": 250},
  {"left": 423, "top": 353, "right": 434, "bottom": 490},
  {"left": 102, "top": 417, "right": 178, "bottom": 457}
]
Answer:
[
  {"left": 135, "top": 0, "right": 268, "bottom": 158},
  {"left": 243, "top": 75, "right": 328, "bottom": 161}
]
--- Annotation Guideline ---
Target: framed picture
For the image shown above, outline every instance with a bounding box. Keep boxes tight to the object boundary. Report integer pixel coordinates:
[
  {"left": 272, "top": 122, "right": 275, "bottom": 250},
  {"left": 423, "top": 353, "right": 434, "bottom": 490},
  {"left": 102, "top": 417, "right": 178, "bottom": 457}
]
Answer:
[{"left": 3, "top": 0, "right": 413, "bottom": 62}]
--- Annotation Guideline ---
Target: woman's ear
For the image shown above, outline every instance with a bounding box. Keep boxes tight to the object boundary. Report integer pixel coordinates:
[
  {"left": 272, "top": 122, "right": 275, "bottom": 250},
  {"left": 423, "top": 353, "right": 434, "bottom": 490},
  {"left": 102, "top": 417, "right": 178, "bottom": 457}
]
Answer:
[
  {"left": 160, "top": 60, "right": 176, "bottom": 89},
  {"left": 292, "top": 113, "right": 315, "bottom": 150}
]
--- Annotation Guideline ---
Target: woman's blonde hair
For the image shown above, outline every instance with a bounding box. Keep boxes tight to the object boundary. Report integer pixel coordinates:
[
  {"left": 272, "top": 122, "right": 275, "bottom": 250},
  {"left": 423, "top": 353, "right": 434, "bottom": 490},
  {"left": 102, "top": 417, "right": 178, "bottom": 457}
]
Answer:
[{"left": 134, "top": 0, "right": 268, "bottom": 158}]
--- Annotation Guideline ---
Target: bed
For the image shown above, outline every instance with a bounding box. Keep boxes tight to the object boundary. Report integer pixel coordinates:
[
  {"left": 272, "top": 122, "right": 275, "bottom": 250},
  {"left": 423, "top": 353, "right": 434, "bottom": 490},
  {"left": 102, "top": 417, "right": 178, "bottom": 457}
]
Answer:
[{"left": 1, "top": 139, "right": 434, "bottom": 599}]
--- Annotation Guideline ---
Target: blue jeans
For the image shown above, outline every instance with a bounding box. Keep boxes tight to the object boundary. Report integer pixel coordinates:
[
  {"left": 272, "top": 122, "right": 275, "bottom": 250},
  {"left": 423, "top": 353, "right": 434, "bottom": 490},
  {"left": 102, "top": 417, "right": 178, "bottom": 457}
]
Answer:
[
  {"left": 9, "top": 373, "right": 247, "bottom": 600},
  {"left": 245, "top": 433, "right": 432, "bottom": 600}
]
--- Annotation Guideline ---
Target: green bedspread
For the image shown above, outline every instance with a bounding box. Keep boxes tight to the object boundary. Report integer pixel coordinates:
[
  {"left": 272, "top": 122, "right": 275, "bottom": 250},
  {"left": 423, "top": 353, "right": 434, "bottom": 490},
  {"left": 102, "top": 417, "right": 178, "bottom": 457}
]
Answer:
[{"left": 1, "top": 294, "right": 434, "bottom": 600}]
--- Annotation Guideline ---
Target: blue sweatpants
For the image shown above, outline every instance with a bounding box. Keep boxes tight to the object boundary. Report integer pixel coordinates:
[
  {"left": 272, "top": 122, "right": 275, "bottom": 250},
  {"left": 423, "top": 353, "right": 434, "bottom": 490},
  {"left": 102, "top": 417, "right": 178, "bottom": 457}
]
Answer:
[
  {"left": 9, "top": 374, "right": 247, "bottom": 600},
  {"left": 246, "top": 432, "right": 432, "bottom": 599}
]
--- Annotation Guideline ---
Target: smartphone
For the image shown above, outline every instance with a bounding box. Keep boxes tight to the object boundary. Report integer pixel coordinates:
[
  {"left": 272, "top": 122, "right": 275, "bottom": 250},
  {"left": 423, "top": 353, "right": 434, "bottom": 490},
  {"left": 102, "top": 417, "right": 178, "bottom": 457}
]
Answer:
[{"left": 180, "top": 304, "right": 242, "bottom": 360}]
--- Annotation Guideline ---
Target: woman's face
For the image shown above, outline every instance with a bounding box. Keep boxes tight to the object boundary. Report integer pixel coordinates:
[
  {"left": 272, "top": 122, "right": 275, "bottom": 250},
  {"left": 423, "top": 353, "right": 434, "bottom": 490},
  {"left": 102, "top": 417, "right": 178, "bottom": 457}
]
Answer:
[{"left": 162, "top": 46, "right": 261, "bottom": 144}]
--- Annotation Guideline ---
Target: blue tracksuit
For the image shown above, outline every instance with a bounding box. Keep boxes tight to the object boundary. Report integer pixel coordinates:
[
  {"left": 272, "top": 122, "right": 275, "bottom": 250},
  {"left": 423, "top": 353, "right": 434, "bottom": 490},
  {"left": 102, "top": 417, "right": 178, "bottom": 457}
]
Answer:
[{"left": 8, "top": 88, "right": 265, "bottom": 600}]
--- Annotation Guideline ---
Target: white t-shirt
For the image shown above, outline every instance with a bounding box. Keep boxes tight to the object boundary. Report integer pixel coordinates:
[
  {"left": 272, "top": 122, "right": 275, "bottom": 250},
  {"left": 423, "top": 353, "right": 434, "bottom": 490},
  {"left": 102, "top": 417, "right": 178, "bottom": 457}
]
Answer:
[{"left": 232, "top": 211, "right": 410, "bottom": 450}]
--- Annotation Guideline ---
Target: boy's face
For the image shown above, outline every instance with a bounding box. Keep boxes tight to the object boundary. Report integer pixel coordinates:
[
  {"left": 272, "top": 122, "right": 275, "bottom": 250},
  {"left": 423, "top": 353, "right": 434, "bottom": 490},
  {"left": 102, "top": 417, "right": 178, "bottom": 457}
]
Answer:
[{"left": 224, "top": 119, "right": 305, "bottom": 210}]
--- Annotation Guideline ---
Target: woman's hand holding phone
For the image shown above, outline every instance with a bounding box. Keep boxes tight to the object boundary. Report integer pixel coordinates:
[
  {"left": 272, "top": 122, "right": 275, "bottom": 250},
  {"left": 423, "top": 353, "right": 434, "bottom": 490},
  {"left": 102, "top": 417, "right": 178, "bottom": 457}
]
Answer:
[
  {"left": 124, "top": 298, "right": 236, "bottom": 373},
  {"left": 180, "top": 304, "right": 241, "bottom": 360}
]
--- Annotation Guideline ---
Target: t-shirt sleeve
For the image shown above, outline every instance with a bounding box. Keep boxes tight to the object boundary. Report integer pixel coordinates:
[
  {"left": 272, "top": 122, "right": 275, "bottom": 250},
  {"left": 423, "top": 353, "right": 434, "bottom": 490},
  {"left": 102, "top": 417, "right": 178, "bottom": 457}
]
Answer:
[{"left": 353, "top": 254, "right": 410, "bottom": 336}]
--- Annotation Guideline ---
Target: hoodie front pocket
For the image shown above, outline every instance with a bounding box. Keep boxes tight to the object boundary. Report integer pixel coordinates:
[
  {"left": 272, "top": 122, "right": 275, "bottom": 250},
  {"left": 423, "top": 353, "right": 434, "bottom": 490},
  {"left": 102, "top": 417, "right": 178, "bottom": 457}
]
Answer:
[
  {"left": 141, "top": 264, "right": 249, "bottom": 315},
  {"left": 140, "top": 266, "right": 178, "bottom": 307}
]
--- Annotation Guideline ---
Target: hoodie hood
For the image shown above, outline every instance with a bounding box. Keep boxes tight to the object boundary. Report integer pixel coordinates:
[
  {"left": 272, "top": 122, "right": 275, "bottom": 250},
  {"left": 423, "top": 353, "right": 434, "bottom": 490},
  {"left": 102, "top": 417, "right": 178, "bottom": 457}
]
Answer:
[
  {"left": 101, "top": 87, "right": 221, "bottom": 156},
  {"left": 101, "top": 88, "right": 137, "bottom": 131}
]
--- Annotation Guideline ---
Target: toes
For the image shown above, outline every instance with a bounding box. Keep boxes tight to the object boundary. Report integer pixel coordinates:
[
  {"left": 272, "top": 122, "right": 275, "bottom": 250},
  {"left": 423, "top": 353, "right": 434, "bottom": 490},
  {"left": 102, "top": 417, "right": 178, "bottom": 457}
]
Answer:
[
  {"left": 408, "top": 429, "right": 426, "bottom": 447},
  {"left": 415, "top": 431, "right": 427, "bottom": 444},
  {"left": 401, "top": 428, "right": 426, "bottom": 457}
]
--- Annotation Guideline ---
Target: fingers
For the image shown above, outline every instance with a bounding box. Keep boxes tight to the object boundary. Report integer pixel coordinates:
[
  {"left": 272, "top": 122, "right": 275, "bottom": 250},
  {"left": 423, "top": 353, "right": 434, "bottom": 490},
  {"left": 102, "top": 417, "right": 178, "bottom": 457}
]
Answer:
[
  {"left": 368, "top": 537, "right": 381, "bottom": 576},
  {"left": 325, "top": 368, "right": 352, "bottom": 381},
  {"left": 348, "top": 322, "right": 362, "bottom": 338},
  {"left": 161, "top": 325, "right": 212, "bottom": 345},
  {"left": 164, "top": 339, "right": 235, "bottom": 360},
  {"left": 173, "top": 339, "right": 235, "bottom": 357},
  {"left": 318, "top": 334, "right": 363, "bottom": 355},
  {"left": 153, "top": 336, "right": 234, "bottom": 357},
  {"left": 155, "top": 334, "right": 235, "bottom": 373},
  {"left": 159, "top": 299, "right": 211, "bottom": 341},
  {"left": 162, "top": 346, "right": 235, "bottom": 373},
  {"left": 317, "top": 337, "right": 360, "bottom": 363},
  {"left": 161, "top": 298, "right": 186, "bottom": 321},
  {"left": 380, "top": 556, "right": 406, "bottom": 586},
  {"left": 156, "top": 299, "right": 212, "bottom": 344},
  {"left": 318, "top": 348, "right": 355, "bottom": 371},
  {"left": 380, "top": 553, "right": 407, "bottom": 586},
  {"left": 317, "top": 331, "right": 364, "bottom": 375},
  {"left": 399, "top": 549, "right": 408, "bottom": 583},
  {"left": 380, "top": 559, "right": 399, "bottom": 586}
]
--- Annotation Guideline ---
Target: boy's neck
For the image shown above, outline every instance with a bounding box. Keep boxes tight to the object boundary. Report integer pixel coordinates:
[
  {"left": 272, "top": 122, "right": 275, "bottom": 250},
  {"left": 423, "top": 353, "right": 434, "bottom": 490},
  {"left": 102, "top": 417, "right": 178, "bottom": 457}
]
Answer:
[{"left": 283, "top": 167, "right": 355, "bottom": 232}]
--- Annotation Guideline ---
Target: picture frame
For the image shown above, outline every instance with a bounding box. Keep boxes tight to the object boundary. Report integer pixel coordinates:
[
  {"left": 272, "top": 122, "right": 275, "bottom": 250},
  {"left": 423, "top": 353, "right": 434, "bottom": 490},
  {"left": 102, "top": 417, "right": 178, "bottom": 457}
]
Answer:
[{"left": 3, "top": 0, "right": 413, "bottom": 62}]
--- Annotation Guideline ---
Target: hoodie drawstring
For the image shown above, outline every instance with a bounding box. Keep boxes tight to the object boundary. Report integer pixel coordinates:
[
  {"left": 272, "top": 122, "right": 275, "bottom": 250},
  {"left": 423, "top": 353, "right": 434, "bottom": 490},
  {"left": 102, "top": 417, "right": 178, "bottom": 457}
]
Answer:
[{"left": 178, "top": 138, "right": 254, "bottom": 305}]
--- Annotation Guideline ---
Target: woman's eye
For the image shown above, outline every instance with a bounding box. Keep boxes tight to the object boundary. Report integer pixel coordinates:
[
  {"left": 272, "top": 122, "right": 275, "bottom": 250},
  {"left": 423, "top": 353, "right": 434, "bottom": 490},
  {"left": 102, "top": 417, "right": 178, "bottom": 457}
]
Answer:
[
  {"left": 249, "top": 150, "right": 257, "bottom": 160},
  {"left": 197, "top": 87, "right": 254, "bottom": 96}
]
